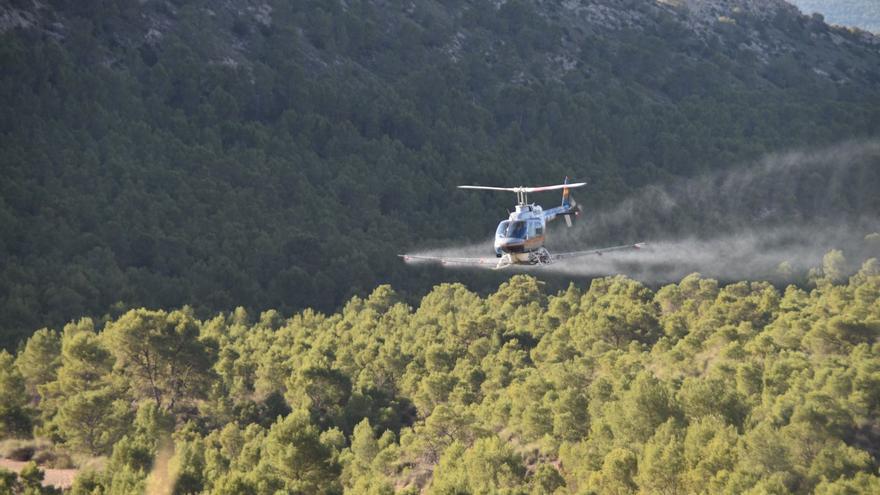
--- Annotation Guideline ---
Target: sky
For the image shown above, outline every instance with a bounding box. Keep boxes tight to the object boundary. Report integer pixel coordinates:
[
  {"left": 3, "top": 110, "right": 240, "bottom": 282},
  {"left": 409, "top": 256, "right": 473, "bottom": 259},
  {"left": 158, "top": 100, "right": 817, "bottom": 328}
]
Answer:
[{"left": 788, "top": 0, "right": 880, "bottom": 33}]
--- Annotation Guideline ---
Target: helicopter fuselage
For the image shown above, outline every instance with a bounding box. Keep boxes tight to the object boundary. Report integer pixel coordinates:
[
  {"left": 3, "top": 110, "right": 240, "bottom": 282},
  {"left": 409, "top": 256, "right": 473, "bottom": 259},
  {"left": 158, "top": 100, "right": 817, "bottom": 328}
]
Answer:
[
  {"left": 494, "top": 200, "right": 577, "bottom": 264},
  {"left": 494, "top": 204, "right": 547, "bottom": 259}
]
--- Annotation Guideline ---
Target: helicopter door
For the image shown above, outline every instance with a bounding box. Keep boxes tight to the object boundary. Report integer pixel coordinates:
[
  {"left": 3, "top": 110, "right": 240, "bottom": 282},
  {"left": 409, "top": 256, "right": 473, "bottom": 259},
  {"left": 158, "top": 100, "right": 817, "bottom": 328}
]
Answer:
[{"left": 527, "top": 220, "right": 541, "bottom": 239}]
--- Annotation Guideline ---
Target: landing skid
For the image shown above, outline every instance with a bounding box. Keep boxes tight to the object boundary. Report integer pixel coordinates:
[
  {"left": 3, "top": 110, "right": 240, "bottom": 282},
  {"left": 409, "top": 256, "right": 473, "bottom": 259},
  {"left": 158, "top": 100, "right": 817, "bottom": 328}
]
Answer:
[
  {"left": 496, "top": 247, "right": 552, "bottom": 269},
  {"left": 496, "top": 254, "right": 513, "bottom": 269},
  {"left": 529, "top": 247, "right": 552, "bottom": 265}
]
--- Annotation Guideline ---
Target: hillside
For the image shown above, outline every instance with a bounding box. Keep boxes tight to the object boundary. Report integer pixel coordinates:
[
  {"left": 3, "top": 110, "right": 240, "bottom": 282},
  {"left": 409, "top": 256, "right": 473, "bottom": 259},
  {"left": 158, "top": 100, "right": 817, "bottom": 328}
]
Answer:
[
  {"left": 790, "top": 0, "right": 880, "bottom": 33},
  {"left": 1, "top": 0, "right": 880, "bottom": 347}
]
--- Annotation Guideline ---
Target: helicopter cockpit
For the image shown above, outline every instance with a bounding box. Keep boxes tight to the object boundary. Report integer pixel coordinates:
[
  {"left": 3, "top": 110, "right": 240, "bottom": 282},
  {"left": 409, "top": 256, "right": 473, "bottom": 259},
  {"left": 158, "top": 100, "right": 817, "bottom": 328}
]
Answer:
[{"left": 496, "top": 220, "right": 528, "bottom": 239}]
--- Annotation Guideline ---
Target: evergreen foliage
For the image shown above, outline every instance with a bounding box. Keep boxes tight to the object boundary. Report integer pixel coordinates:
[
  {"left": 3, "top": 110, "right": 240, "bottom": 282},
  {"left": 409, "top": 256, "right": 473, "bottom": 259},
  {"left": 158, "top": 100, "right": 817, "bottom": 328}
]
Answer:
[
  {"left": 2, "top": 3, "right": 880, "bottom": 490},
  {"left": 1, "top": 264, "right": 878, "bottom": 493},
  {"left": 1, "top": 0, "right": 880, "bottom": 347}
]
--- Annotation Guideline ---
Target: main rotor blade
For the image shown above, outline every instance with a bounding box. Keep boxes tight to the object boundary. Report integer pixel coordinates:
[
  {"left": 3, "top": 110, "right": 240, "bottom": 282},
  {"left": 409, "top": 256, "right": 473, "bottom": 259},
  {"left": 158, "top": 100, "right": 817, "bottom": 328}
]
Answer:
[
  {"left": 458, "top": 182, "right": 587, "bottom": 193},
  {"left": 457, "top": 185, "right": 519, "bottom": 192},
  {"left": 523, "top": 182, "right": 587, "bottom": 192}
]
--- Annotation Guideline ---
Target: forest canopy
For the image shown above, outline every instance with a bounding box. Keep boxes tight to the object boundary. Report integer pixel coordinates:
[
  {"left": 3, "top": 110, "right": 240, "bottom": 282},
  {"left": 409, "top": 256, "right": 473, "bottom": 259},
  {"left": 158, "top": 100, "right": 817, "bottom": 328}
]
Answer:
[
  {"left": 2, "top": 0, "right": 880, "bottom": 347},
  {"left": 2, "top": 2, "right": 879, "bottom": 490},
  {"left": 1, "top": 259, "right": 879, "bottom": 493}
]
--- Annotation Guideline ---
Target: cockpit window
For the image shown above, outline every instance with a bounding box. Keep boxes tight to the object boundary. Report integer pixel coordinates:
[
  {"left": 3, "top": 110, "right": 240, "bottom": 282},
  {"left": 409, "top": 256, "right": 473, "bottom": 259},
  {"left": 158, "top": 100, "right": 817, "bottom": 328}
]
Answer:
[{"left": 496, "top": 220, "right": 528, "bottom": 239}]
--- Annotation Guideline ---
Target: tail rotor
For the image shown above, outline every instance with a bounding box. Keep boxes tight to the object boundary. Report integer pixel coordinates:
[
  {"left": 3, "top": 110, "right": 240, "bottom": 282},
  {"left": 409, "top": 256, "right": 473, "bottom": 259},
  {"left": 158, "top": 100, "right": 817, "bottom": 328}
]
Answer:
[{"left": 562, "top": 177, "right": 581, "bottom": 227}]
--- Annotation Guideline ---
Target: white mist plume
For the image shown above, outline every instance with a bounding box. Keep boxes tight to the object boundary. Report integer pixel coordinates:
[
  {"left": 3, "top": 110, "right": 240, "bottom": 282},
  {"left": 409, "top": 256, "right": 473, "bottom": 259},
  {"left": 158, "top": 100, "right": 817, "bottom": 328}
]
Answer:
[
  {"left": 546, "top": 140, "right": 880, "bottom": 282},
  {"left": 562, "top": 140, "right": 880, "bottom": 242},
  {"left": 547, "top": 219, "right": 879, "bottom": 282},
  {"left": 408, "top": 140, "right": 880, "bottom": 282}
]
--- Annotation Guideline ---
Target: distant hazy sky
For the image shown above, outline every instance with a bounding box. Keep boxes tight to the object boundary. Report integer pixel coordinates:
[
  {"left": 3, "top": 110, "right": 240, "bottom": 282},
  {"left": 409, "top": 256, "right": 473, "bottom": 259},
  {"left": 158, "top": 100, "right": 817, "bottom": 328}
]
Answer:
[{"left": 789, "top": 0, "right": 880, "bottom": 33}]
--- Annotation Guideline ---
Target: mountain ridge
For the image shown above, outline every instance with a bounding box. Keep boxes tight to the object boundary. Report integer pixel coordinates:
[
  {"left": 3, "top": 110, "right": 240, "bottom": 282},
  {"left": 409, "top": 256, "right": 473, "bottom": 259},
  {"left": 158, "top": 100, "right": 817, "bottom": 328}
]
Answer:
[{"left": 2, "top": 1, "right": 878, "bottom": 76}]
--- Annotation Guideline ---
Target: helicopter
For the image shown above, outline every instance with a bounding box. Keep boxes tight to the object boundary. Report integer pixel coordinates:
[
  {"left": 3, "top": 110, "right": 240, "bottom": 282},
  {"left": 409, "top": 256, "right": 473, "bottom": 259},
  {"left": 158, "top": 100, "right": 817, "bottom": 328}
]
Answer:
[{"left": 400, "top": 177, "right": 645, "bottom": 269}]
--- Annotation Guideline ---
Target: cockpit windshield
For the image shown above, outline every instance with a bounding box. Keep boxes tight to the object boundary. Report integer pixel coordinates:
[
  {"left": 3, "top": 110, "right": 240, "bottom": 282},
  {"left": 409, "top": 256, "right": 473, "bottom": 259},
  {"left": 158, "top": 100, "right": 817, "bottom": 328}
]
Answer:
[{"left": 496, "top": 220, "right": 527, "bottom": 239}]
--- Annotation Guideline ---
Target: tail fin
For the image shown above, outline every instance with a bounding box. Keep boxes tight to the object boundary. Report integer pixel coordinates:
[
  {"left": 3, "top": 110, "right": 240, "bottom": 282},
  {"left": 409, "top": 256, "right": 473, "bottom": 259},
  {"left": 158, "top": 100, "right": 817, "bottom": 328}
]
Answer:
[{"left": 562, "top": 177, "right": 572, "bottom": 208}]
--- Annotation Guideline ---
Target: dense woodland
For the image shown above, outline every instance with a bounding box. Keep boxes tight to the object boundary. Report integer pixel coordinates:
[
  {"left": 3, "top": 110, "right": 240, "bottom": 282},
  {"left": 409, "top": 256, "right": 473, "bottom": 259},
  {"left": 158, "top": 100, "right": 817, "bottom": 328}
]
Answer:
[
  {"left": 2, "top": 0, "right": 880, "bottom": 346},
  {"left": 1, "top": 255, "right": 879, "bottom": 493},
  {"left": 2, "top": 2, "right": 880, "bottom": 491}
]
